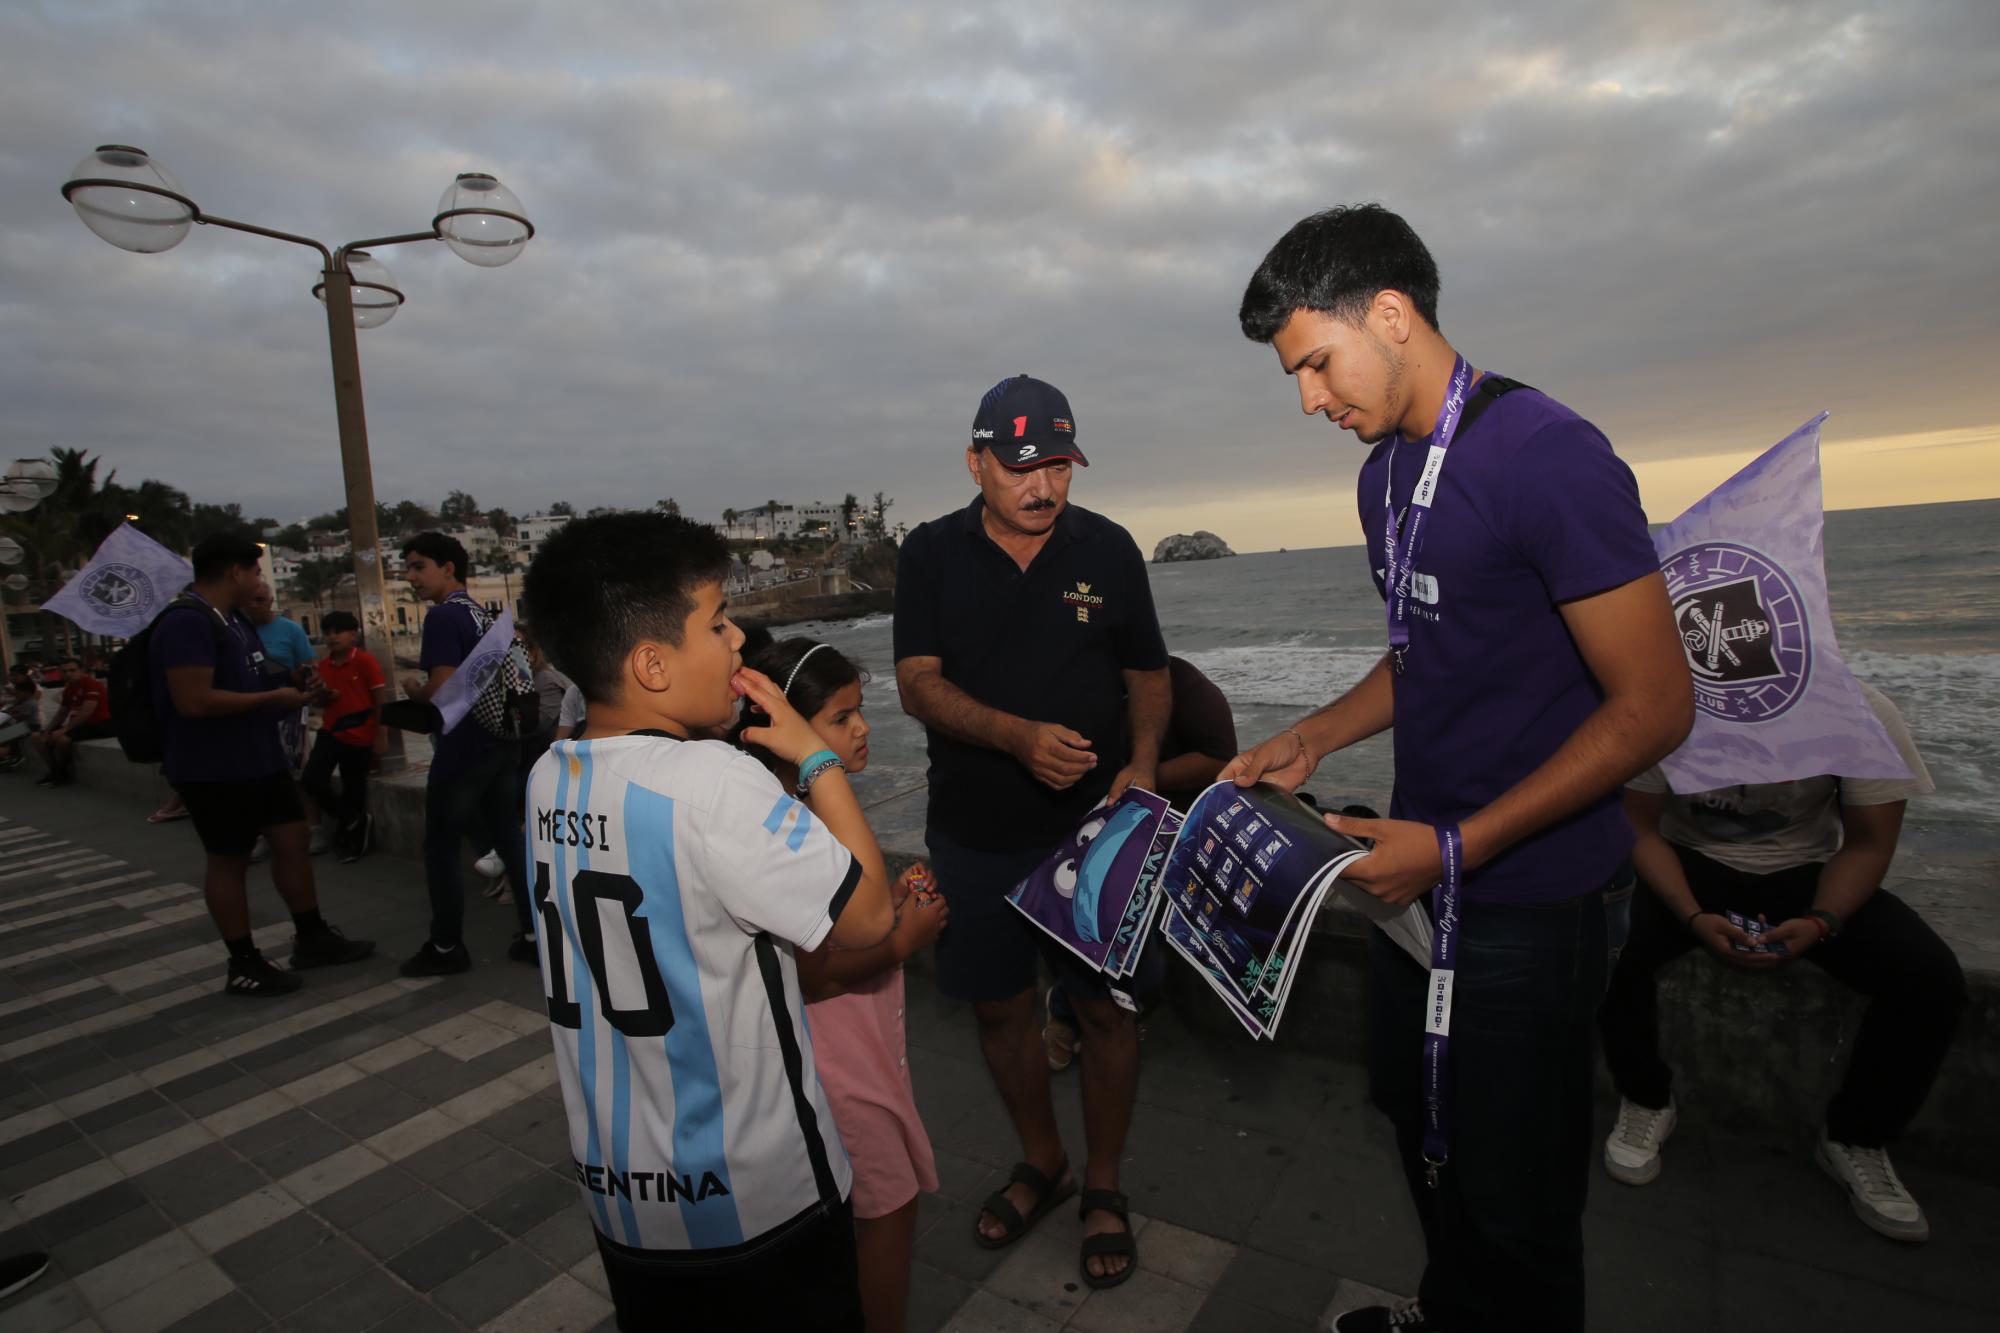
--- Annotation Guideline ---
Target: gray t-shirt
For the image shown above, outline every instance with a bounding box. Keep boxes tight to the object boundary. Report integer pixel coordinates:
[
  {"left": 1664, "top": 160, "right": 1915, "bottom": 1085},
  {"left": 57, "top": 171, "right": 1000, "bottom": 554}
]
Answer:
[{"left": 1629, "top": 682, "right": 1933, "bottom": 875}]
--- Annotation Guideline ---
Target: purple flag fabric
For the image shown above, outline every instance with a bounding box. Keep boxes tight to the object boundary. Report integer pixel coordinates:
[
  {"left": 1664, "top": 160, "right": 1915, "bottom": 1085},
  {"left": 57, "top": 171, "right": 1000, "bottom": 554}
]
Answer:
[
  {"left": 41, "top": 523, "right": 193, "bottom": 636},
  {"left": 1652, "top": 413, "right": 1910, "bottom": 791}
]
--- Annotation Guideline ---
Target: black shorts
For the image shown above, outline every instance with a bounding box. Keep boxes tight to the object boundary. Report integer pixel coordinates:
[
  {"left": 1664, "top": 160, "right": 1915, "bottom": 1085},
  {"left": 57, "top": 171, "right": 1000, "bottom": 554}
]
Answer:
[
  {"left": 176, "top": 776, "right": 306, "bottom": 857},
  {"left": 595, "top": 1200, "right": 861, "bottom": 1333},
  {"left": 926, "top": 828, "right": 1126, "bottom": 1006}
]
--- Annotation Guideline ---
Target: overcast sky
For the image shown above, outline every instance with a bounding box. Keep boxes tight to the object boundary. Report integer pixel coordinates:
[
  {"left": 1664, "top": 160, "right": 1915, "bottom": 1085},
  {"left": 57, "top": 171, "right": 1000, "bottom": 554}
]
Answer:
[{"left": 5, "top": 0, "right": 1996, "bottom": 554}]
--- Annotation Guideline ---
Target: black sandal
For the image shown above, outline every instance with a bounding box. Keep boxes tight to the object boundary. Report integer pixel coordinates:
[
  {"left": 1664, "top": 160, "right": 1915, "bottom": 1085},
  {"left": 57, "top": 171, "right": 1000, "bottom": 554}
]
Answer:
[
  {"left": 973, "top": 1158, "right": 1076, "bottom": 1250},
  {"left": 1077, "top": 1188, "right": 1138, "bottom": 1289}
]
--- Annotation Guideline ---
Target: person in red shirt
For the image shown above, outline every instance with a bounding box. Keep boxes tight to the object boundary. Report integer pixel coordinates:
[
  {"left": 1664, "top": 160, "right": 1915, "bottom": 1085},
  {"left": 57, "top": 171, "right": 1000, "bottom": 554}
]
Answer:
[
  {"left": 32, "top": 658, "right": 113, "bottom": 787},
  {"left": 300, "top": 611, "right": 387, "bottom": 863}
]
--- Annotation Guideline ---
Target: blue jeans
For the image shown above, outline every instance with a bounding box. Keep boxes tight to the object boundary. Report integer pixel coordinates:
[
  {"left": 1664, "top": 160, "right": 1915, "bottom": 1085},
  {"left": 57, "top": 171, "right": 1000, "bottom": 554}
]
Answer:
[
  {"left": 1366, "top": 873, "right": 1632, "bottom": 1333},
  {"left": 422, "top": 743, "right": 531, "bottom": 947}
]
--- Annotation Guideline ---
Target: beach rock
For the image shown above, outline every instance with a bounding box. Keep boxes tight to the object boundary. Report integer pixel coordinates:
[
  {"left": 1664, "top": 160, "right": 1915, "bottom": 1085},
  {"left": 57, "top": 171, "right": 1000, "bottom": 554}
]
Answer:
[{"left": 1152, "top": 531, "right": 1236, "bottom": 563}]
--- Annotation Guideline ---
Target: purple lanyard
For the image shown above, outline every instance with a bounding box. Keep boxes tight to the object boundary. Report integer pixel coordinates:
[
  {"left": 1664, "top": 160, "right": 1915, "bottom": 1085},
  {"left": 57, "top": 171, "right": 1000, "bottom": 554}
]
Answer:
[
  {"left": 1421, "top": 823, "right": 1463, "bottom": 1186},
  {"left": 1382, "top": 355, "right": 1473, "bottom": 675}
]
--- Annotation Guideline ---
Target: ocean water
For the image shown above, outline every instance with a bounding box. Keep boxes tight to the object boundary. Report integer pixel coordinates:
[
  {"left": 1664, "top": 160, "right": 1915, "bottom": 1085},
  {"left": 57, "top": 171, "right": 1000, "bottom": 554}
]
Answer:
[{"left": 794, "top": 498, "right": 1999, "bottom": 861}]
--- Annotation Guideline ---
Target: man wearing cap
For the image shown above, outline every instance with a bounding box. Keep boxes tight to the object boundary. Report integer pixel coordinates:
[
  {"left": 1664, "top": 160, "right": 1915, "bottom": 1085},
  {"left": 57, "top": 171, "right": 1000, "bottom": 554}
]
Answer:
[{"left": 894, "top": 375, "right": 1170, "bottom": 1288}]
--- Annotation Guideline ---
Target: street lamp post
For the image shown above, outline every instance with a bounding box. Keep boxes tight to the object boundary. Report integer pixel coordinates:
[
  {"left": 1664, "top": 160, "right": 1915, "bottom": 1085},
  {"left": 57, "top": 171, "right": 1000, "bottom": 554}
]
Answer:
[{"left": 60, "top": 146, "right": 534, "bottom": 766}]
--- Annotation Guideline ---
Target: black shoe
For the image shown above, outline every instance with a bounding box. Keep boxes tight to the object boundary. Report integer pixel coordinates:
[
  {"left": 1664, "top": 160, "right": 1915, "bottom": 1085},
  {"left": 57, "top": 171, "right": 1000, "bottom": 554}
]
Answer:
[
  {"left": 399, "top": 940, "right": 472, "bottom": 977},
  {"left": 0, "top": 753, "right": 25, "bottom": 772},
  {"left": 34, "top": 775, "right": 56, "bottom": 787},
  {"left": 290, "top": 924, "right": 375, "bottom": 969},
  {"left": 1334, "top": 1303, "right": 1445, "bottom": 1331},
  {"left": 335, "top": 815, "right": 370, "bottom": 864},
  {"left": 507, "top": 933, "right": 539, "bottom": 964},
  {"left": 0, "top": 1250, "right": 50, "bottom": 1300},
  {"left": 226, "top": 952, "right": 304, "bottom": 998}
]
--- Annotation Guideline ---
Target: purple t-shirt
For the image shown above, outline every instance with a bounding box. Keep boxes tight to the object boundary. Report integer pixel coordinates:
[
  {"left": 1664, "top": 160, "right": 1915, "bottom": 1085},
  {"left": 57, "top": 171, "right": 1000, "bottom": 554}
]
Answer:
[
  {"left": 151, "top": 601, "right": 288, "bottom": 785},
  {"left": 1357, "top": 384, "right": 1658, "bottom": 904},
  {"left": 421, "top": 593, "right": 491, "bottom": 774}
]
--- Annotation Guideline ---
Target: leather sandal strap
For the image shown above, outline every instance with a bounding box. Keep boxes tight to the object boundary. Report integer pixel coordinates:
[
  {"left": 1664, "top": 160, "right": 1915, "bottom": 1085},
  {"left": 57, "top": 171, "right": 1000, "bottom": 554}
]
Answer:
[
  {"left": 978, "top": 1189, "right": 1026, "bottom": 1235},
  {"left": 1077, "top": 1188, "right": 1129, "bottom": 1221},
  {"left": 1009, "top": 1157, "right": 1066, "bottom": 1196}
]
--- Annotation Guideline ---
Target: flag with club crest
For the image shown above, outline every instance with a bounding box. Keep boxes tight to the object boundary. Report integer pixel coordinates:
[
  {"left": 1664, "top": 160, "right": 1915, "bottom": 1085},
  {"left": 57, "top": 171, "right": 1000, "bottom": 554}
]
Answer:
[
  {"left": 430, "top": 607, "right": 517, "bottom": 734},
  {"left": 1651, "top": 412, "right": 1910, "bottom": 792},
  {"left": 41, "top": 523, "right": 194, "bottom": 636}
]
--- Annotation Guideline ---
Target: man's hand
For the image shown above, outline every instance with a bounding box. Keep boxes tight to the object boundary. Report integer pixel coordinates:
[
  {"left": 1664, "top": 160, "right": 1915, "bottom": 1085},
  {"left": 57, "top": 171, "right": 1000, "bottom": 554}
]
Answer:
[
  {"left": 1688, "top": 910, "right": 1759, "bottom": 964},
  {"left": 400, "top": 673, "right": 426, "bottom": 698},
  {"left": 1014, "top": 722, "right": 1095, "bottom": 790},
  {"left": 1323, "top": 813, "right": 1443, "bottom": 907},
  {"left": 267, "top": 687, "right": 312, "bottom": 712},
  {"left": 1220, "top": 729, "right": 1315, "bottom": 792},
  {"left": 1106, "top": 761, "right": 1156, "bottom": 804},
  {"left": 1736, "top": 915, "right": 1816, "bottom": 968}
]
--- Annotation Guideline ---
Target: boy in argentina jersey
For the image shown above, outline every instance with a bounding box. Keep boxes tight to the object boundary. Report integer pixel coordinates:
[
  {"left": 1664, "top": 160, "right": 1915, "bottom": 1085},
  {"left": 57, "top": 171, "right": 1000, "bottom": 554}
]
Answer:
[{"left": 522, "top": 513, "right": 895, "bottom": 1332}]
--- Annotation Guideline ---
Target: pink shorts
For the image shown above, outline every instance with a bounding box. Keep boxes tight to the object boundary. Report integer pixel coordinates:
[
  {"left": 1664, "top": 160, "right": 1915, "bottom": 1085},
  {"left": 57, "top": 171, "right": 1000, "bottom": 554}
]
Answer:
[{"left": 809, "top": 968, "right": 939, "bottom": 1219}]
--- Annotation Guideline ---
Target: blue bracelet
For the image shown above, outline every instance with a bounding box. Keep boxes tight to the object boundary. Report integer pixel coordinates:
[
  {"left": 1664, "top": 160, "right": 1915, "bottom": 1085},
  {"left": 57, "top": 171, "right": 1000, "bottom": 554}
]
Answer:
[
  {"left": 797, "top": 748, "right": 838, "bottom": 777},
  {"left": 796, "top": 754, "right": 845, "bottom": 797}
]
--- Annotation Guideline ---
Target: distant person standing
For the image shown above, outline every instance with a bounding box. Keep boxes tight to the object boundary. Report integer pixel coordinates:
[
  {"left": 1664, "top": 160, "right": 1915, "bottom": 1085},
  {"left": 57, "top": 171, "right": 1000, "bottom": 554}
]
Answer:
[
  {"left": 152, "top": 533, "right": 373, "bottom": 995},
  {"left": 895, "top": 375, "right": 1170, "bottom": 1289},
  {"left": 397, "top": 532, "right": 533, "bottom": 974},
  {"left": 31, "top": 658, "right": 114, "bottom": 787},
  {"left": 300, "top": 610, "right": 387, "bottom": 863},
  {"left": 1230, "top": 205, "right": 1693, "bottom": 1332}
]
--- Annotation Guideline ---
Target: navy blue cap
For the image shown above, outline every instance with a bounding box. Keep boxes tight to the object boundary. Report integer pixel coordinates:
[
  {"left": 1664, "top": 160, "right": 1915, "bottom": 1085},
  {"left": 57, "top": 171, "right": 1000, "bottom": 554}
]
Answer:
[{"left": 971, "top": 374, "right": 1087, "bottom": 470}]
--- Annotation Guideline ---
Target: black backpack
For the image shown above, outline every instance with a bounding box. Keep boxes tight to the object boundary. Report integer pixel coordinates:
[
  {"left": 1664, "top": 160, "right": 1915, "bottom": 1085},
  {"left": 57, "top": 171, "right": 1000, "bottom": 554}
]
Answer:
[{"left": 107, "top": 595, "right": 231, "bottom": 764}]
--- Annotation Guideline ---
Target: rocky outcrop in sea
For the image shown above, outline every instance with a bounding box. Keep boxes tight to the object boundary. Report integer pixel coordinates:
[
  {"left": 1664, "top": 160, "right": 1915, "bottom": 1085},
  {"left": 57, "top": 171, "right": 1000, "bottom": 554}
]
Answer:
[{"left": 1151, "top": 531, "right": 1236, "bottom": 563}]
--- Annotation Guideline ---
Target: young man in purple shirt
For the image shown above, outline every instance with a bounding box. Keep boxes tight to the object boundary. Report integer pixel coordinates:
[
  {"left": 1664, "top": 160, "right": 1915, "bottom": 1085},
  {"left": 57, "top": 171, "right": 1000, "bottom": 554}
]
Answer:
[
  {"left": 1228, "top": 205, "right": 1693, "bottom": 1332},
  {"left": 152, "top": 532, "right": 373, "bottom": 995},
  {"left": 396, "top": 531, "right": 534, "bottom": 976}
]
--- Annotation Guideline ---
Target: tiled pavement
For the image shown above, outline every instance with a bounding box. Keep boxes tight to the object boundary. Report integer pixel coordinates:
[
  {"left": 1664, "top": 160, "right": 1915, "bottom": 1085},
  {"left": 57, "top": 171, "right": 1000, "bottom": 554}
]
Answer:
[{"left": 2, "top": 782, "right": 1995, "bottom": 1332}]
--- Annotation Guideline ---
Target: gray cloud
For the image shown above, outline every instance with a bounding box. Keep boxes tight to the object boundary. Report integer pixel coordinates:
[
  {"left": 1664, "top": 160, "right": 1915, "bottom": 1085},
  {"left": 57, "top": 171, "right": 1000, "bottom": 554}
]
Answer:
[{"left": 3, "top": 0, "right": 1994, "bottom": 542}]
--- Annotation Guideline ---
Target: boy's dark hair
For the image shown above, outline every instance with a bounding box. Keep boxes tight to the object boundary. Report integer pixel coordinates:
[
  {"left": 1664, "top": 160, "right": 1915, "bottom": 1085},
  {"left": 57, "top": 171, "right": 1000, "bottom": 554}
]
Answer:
[
  {"left": 1238, "top": 203, "right": 1441, "bottom": 344},
  {"left": 320, "top": 610, "right": 359, "bottom": 634},
  {"left": 729, "top": 637, "right": 866, "bottom": 760},
  {"left": 523, "top": 512, "right": 732, "bottom": 702},
  {"left": 190, "top": 531, "right": 266, "bottom": 582},
  {"left": 401, "top": 531, "right": 472, "bottom": 582}
]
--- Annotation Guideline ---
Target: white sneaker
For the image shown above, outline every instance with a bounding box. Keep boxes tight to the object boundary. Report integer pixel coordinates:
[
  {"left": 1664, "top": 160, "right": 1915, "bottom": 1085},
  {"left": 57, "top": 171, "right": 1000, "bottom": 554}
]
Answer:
[
  {"left": 1816, "top": 1133, "right": 1929, "bottom": 1242},
  {"left": 473, "top": 850, "right": 505, "bottom": 879},
  {"left": 308, "top": 823, "right": 334, "bottom": 856},
  {"left": 247, "top": 835, "right": 271, "bottom": 865},
  {"left": 1604, "top": 1097, "right": 1677, "bottom": 1185}
]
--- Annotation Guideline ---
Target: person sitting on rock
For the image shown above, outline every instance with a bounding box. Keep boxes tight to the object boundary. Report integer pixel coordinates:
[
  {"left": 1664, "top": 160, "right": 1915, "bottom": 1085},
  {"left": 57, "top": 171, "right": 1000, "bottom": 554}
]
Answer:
[{"left": 1597, "top": 681, "right": 1964, "bottom": 1242}]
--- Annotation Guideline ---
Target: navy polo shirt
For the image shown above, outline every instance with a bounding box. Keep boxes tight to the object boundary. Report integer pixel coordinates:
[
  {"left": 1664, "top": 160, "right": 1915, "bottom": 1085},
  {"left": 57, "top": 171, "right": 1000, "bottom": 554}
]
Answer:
[{"left": 893, "top": 497, "right": 1169, "bottom": 853}]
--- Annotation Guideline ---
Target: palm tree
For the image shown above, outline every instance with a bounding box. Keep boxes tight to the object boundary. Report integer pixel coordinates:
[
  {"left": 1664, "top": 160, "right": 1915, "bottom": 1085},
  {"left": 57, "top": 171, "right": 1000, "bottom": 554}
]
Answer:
[{"left": 723, "top": 507, "right": 738, "bottom": 533}]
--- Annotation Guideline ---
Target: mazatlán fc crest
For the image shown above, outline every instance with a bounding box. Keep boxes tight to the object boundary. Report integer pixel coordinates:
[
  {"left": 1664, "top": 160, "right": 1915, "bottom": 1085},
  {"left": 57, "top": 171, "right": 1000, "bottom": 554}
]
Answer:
[
  {"left": 1661, "top": 541, "right": 1811, "bottom": 722},
  {"left": 77, "top": 563, "right": 154, "bottom": 620}
]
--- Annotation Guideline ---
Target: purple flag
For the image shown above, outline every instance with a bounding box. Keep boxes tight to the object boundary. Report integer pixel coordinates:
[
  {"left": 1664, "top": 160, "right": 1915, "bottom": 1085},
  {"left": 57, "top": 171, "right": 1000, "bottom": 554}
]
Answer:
[
  {"left": 1652, "top": 413, "right": 1910, "bottom": 791},
  {"left": 41, "top": 523, "right": 193, "bottom": 636}
]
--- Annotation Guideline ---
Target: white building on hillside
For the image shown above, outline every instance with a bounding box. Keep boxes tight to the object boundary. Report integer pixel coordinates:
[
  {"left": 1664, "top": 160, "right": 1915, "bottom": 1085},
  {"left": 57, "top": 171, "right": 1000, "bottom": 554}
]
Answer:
[{"left": 508, "top": 511, "right": 573, "bottom": 563}]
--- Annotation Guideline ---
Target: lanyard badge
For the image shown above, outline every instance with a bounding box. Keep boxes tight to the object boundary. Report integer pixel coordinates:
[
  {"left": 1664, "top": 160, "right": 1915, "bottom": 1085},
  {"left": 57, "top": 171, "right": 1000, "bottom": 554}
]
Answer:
[
  {"left": 1421, "top": 822, "right": 1464, "bottom": 1186},
  {"left": 1383, "top": 356, "right": 1473, "bottom": 675}
]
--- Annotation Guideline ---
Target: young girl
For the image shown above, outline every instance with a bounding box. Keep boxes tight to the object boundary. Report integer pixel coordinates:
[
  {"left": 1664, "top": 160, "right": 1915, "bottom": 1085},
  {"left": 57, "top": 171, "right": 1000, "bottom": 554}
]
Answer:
[{"left": 737, "top": 637, "right": 945, "bottom": 1333}]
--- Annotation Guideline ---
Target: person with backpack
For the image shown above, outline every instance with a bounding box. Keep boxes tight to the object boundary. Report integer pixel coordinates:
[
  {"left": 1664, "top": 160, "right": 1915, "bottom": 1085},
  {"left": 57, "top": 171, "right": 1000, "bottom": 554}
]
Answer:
[
  {"left": 397, "top": 531, "right": 535, "bottom": 976},
  {"left": 150, "top": 532, "right": 375, "bottom": 996}
]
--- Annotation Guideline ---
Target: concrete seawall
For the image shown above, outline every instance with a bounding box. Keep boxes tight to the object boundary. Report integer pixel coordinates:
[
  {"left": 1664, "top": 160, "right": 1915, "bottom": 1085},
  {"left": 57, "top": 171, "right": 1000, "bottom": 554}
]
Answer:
[{"left": 68, "top": 738, "right": 1998, "bottom": 1183}]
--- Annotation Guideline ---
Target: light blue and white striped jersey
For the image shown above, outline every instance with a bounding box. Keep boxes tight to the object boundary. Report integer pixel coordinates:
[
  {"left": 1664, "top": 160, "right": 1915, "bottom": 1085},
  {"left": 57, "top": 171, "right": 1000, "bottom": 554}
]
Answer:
[{"left": 525, "top": 733, "right": 859, "bottom": 1251}]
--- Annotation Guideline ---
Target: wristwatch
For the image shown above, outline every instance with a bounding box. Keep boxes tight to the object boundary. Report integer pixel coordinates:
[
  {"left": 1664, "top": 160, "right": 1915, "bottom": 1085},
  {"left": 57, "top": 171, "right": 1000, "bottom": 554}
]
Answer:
[{"left": 1806, "top": 909, "right": 1844, "bottom": 939}]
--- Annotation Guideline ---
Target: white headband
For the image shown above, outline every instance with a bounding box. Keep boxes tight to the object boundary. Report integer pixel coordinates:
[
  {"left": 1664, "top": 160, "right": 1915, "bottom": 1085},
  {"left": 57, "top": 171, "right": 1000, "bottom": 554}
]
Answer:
[{"left": 782, "top": 643, "right": 834, "bottom": 699}]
